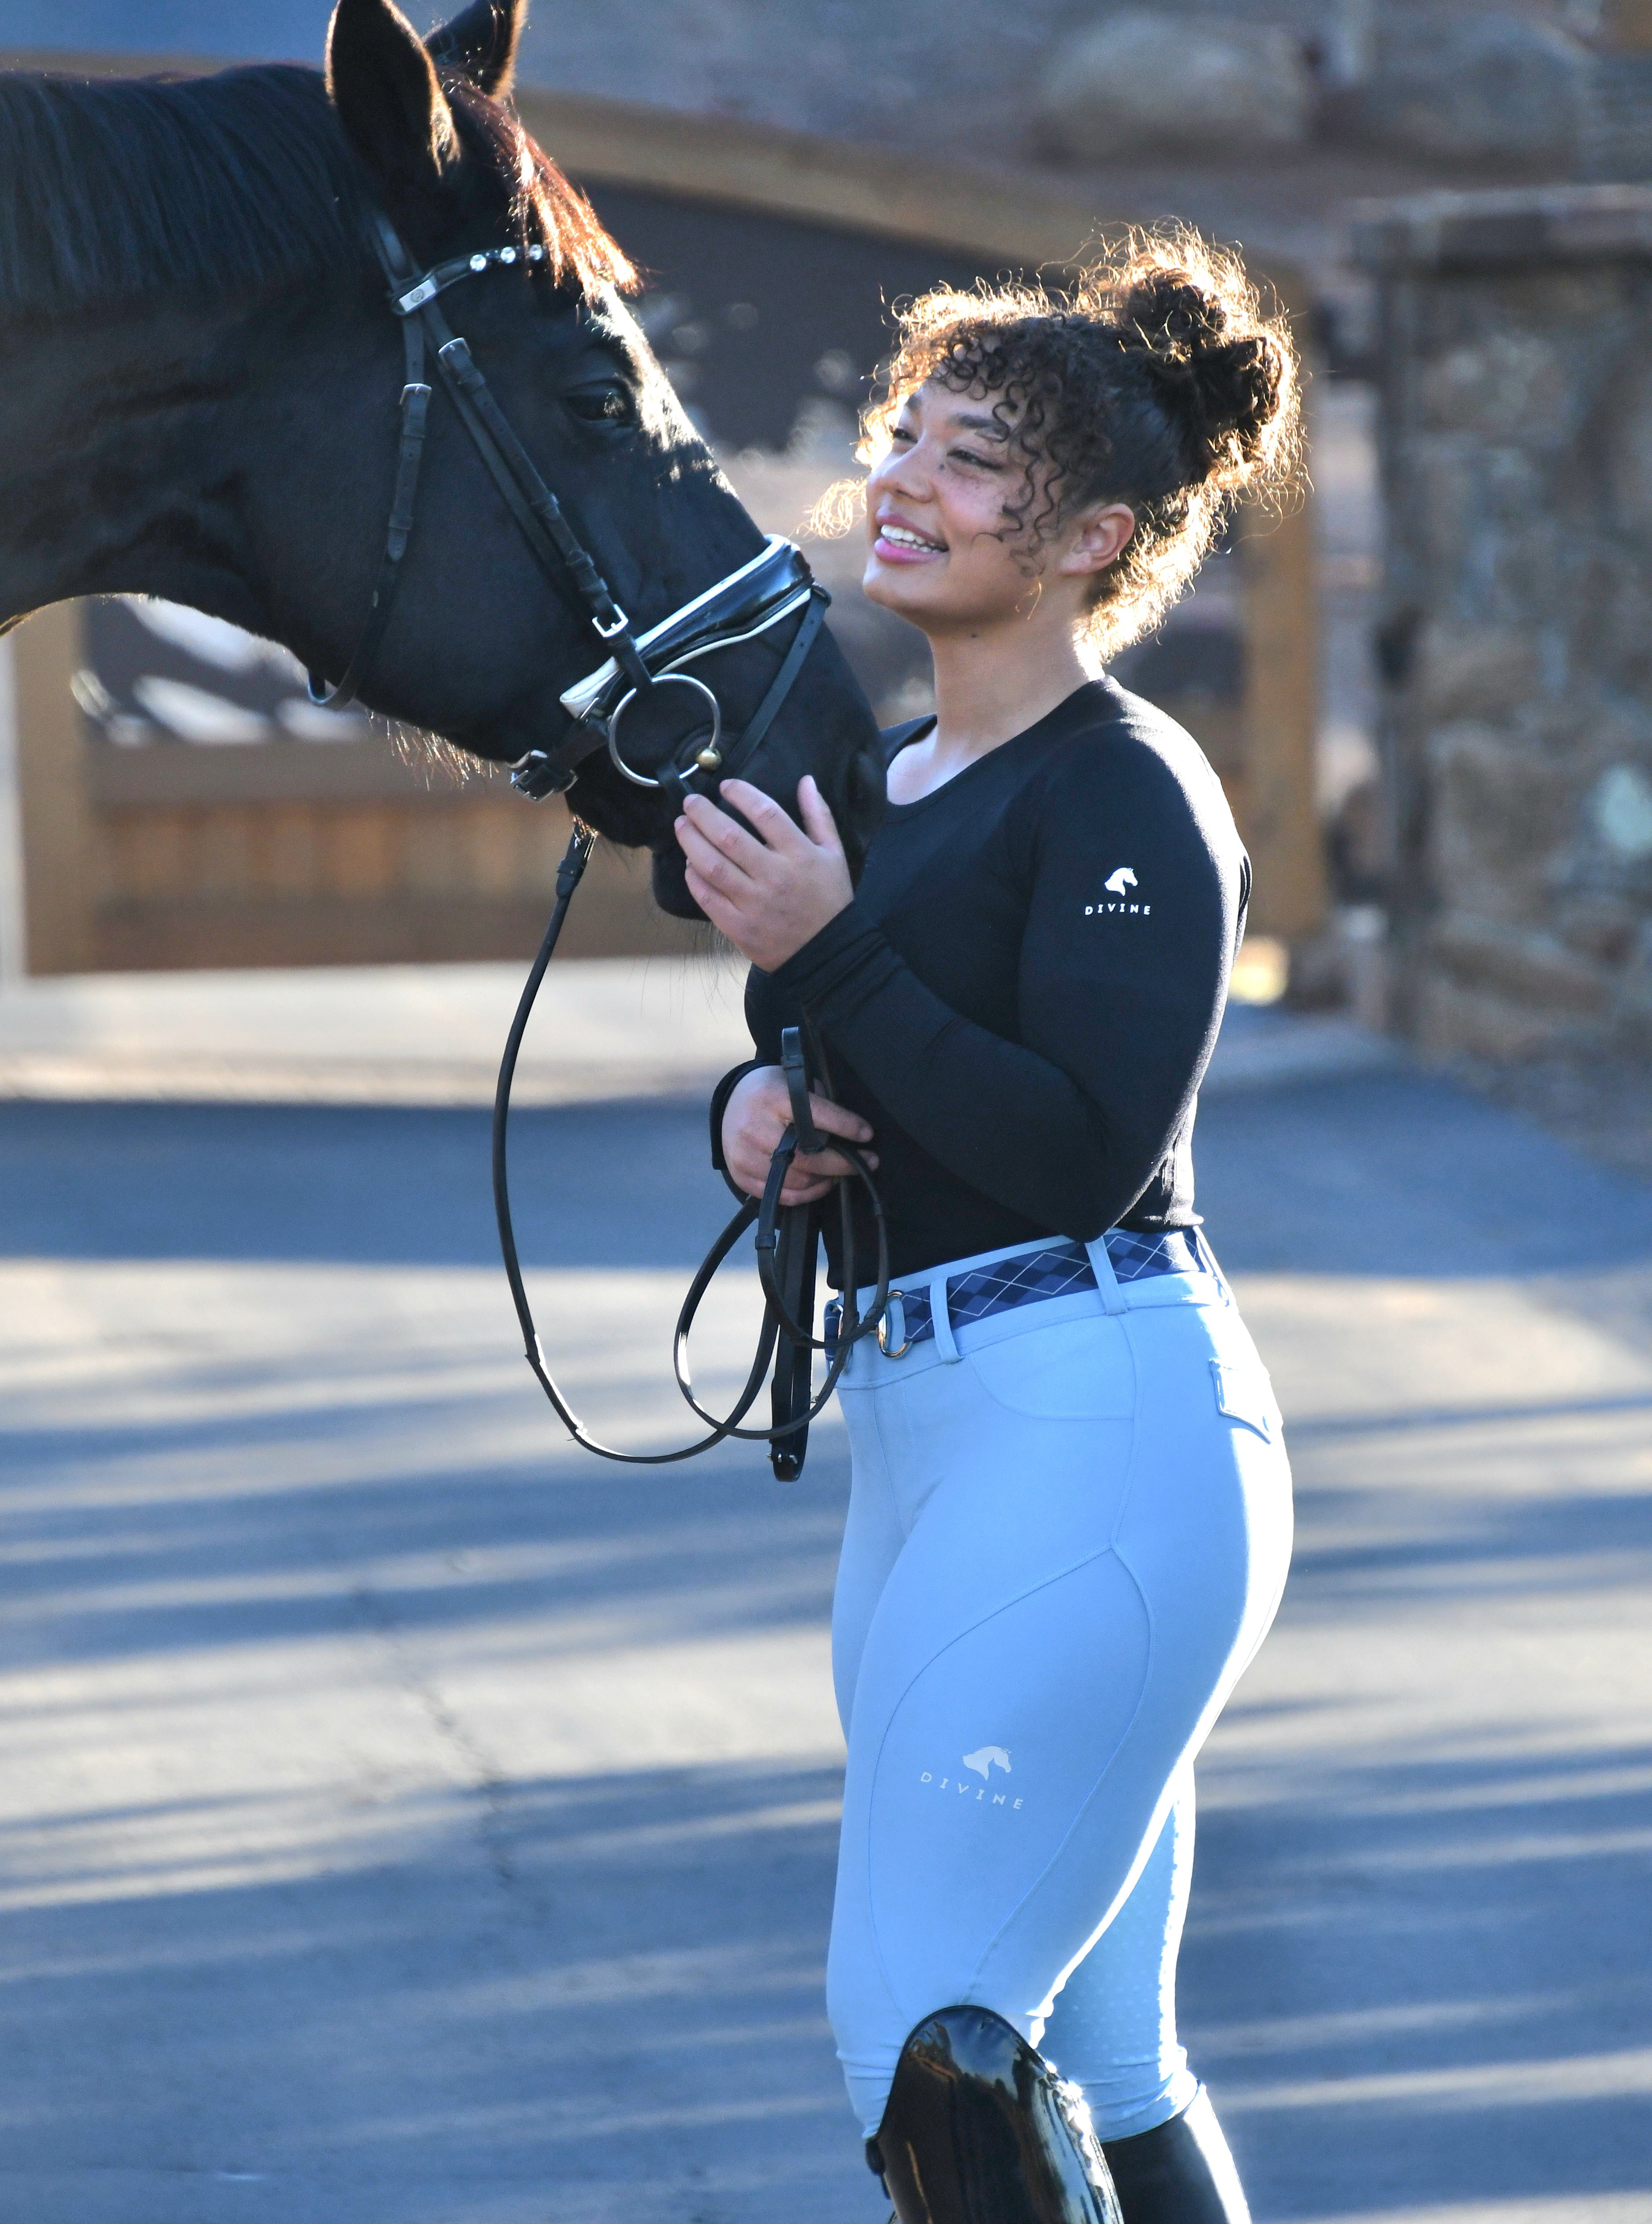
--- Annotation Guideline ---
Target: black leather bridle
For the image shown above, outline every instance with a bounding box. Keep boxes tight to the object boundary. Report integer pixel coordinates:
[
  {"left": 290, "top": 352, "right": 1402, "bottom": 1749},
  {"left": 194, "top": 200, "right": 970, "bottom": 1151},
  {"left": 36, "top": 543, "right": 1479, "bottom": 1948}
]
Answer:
[
  {"left": 316, "top": 206, "right": 888, "bottom": 1478},
  {"left": 308, "top": 210, "right": 830, "bottom": 807}
]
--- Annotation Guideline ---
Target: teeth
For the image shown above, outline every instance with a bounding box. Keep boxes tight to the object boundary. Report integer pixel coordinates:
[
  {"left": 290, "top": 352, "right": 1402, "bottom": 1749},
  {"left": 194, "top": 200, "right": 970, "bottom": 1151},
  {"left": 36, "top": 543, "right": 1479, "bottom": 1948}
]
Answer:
[{"left": 881, "top": 525, "right": 942, "bottom": 552}]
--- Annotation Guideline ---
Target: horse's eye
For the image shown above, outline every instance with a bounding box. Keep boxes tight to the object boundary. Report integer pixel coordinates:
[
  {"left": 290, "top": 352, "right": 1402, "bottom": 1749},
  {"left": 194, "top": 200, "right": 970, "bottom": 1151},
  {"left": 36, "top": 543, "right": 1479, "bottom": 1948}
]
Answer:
[{"left": 563, "top": 382, "right": 636, "bottom": 428}]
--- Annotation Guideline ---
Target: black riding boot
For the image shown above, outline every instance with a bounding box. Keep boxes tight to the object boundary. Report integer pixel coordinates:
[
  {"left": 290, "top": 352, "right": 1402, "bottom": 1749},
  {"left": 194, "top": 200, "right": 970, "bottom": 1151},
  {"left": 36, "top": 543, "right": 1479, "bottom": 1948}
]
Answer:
[
  {"left": 1100, "top": 2088, "right": 1251, "bottom": 2224},
  {"left": 866, "top": 2004, "right": 1122, "bottom": 2224}
]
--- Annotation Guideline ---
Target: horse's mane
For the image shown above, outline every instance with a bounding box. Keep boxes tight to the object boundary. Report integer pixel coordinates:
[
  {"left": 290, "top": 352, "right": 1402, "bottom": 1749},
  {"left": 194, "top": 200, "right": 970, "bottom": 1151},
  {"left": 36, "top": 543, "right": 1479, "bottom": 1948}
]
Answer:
[{"left": 0, "top": 62, "right": 632, "bottom": 311}]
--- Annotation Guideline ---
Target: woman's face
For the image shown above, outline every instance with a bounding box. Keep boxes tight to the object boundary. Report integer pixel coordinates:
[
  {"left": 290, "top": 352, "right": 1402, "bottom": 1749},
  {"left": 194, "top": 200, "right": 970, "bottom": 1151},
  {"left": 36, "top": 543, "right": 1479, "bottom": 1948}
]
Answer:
[{"left": 861, "top": 380, "right": 1132, "bottom": 638}]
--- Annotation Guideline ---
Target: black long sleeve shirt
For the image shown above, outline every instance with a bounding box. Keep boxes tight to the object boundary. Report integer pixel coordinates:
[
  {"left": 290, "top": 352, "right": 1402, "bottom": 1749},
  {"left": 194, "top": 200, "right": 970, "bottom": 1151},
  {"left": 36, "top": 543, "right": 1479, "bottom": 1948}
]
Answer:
[{"left": 713, "top": 677, "right": 1249, "bottom": 1286}]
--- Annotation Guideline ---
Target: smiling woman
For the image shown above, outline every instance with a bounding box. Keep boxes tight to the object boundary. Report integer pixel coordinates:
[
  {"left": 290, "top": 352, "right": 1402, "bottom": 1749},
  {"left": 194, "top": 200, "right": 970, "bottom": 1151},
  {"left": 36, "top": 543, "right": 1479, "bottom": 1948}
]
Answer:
[{"left": 686, "top": 226, "right": 1302, "bottom": 2224}]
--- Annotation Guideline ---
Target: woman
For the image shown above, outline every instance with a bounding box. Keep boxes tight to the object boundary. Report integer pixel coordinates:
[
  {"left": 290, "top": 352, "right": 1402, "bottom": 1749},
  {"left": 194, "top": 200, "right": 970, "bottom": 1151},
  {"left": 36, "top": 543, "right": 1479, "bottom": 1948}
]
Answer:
[{"left": 674, "top": 230, "right": 1298, "bottom": 2224}]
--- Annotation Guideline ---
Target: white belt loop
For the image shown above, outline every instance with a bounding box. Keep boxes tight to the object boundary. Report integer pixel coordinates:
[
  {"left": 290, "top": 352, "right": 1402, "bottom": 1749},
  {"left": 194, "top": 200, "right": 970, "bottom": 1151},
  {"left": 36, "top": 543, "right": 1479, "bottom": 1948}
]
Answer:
[
  {"left": 929, "top": 1270, "right": 963, "bottom": 1362},
  {"left": 1085, "top": 1231, "right": 1129, "bottom": 1316}
]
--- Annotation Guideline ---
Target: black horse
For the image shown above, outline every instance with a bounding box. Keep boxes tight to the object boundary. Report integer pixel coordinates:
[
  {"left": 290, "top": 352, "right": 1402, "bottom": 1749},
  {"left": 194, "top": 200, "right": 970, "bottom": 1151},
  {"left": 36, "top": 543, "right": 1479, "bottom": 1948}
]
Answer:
[{"left": 0, "top": 0, "right": 885, "bottom": 914}]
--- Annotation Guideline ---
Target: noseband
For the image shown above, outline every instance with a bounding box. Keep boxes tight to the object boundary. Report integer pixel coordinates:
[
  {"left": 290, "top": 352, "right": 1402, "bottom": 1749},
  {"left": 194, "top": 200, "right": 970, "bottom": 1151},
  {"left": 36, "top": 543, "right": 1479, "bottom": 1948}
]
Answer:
[
  {"left": 308, "top": 209, "right": 830, "bottom": 804},
  {"left": 313, "top": 203, "right": 888, "bottom": 1478}
]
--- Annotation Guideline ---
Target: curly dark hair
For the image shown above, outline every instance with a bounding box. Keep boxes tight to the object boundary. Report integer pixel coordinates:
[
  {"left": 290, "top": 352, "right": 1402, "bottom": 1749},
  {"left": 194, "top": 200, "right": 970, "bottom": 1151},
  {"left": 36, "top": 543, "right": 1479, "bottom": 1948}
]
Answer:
[{"left": 835, "top": 226, "right": 1301, "bottom": 658}]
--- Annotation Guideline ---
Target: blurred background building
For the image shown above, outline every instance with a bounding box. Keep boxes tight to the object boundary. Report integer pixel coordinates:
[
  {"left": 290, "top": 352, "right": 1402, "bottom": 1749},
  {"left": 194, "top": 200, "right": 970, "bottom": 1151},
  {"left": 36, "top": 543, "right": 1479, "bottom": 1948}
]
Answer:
[{"left": 4, "top": 0, "right": 1652, "bottom": 1072}]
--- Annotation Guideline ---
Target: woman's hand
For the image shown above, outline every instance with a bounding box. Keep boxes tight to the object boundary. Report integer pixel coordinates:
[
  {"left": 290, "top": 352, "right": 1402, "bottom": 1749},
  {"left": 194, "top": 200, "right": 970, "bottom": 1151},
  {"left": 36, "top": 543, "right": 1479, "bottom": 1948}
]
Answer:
[
  {"left": 722, "top": 1065, "right": 878, "bottom": 1206},
  {"left": 675, "top": 775, "right": 852, "bottom": 973}
]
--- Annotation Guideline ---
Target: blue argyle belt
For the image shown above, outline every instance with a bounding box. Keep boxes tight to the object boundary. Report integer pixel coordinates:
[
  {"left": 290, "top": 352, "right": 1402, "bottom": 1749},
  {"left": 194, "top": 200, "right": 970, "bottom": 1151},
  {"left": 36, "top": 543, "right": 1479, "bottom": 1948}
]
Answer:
[{"left": 824, "top": 1228, "right": 1215, "bottom": 1360}]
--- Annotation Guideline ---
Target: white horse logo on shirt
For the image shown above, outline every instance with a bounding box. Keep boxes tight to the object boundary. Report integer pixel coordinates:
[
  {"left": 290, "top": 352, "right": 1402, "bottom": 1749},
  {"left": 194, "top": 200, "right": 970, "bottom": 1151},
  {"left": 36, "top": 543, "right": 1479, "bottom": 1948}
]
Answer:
[
  {"left": 1104, "top": 867, "right": 1138, "bottom": 896},
  {"left": 963, "top": 1746, "right": 1012, "bottom": 1780}
]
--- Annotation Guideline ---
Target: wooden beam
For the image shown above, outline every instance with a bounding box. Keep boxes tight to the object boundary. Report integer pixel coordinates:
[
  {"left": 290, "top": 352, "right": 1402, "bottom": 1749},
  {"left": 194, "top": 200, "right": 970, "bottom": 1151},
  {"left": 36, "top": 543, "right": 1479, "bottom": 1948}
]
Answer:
[
  {"left": 1600, "top": 2, "right": 1652, "bottom": 53},
  {"left": 1237, "top": 493, "right": 1326, "bottom": 943},
  {"left": 0, "top": 638, "right": 24, "bottom": 980},
  {"left": 515, "top": 89, "right": 1114, "bottom": 266},
  {"left": 0, "top": 47, "right": 230, "bottom": 76},
  {"left": 0, "top": 49, "right": 1307, "bottom": 289},
  {"left": 10, "top": 604, "right": 97, "bottom": 975}
]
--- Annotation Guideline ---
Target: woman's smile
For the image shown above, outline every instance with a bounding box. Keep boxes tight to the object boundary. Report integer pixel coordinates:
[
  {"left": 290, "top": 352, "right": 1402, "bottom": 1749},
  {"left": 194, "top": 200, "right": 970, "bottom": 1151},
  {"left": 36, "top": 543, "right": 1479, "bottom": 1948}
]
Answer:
[{"left": 873, "top": 509, "right": 948, "bottom": 564}]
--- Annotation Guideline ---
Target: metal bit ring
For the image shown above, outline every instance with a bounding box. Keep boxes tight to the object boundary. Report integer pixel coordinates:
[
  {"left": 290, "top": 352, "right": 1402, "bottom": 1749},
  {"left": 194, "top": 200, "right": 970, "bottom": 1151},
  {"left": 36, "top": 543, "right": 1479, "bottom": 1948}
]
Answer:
[{"left": 605, "top": 672, "right": 722, "bottom": 789}]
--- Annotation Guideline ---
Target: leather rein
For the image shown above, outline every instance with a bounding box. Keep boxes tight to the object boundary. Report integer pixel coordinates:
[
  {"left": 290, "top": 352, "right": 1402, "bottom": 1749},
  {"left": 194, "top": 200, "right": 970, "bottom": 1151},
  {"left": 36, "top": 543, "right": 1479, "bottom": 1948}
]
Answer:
[{"left": 316, "top": 206, "right": 890, "bottom": 1477}]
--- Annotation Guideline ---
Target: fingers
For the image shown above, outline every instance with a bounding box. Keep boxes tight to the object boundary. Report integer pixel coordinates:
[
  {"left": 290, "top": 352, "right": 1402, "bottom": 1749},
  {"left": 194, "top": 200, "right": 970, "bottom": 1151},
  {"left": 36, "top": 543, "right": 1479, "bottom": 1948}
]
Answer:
[
  {"left": 795, "top": 774, "right": 844, "bottom": 853},
  {"left": 728, "top": 1141, "right": 878, "bottom": 1202},
  {"left": 781, "top": 1175, "right": 833, "bottom": 1205},
  {"left": 680, "top": 865, "right": 741, "bottom": 945},
  {"left": 677, "top": 780, "right": 838, "bottom": 873},
  {"left": 716, "top": 779, "right": 811, "bottom": 854},
  {"left": 722, "top": 1065, "right": 877, "bottom": 1205},
  {"left": 675, "top": 809, "right": 754, "bottom": 892},
  {"left": 679, "top": 789, "right": 773, "bottom": 874},
  {"left": 794, "top": 1144, "right": 878, "bottom": 1180},
  {"left": 802, "top": 1092, "right": 873, "bottom": 1145}
]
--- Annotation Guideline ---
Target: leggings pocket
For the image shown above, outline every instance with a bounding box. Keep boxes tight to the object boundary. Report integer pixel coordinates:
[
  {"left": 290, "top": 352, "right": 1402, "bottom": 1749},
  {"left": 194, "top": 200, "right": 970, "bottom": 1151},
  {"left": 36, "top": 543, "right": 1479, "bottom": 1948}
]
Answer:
[
  {"left": 964, "top": 1313, "right": 1136, "bottom": 1422},
  {"left": 1209, "top": 1357, "right": 1280, "bottom": 1442}
]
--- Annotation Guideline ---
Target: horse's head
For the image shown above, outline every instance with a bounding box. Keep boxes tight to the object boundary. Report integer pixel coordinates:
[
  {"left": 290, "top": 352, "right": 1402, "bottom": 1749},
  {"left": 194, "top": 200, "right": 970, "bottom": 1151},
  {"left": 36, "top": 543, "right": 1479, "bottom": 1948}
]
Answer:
[{"left": 267, "top": 0, "right": 886, "bottom": 914}]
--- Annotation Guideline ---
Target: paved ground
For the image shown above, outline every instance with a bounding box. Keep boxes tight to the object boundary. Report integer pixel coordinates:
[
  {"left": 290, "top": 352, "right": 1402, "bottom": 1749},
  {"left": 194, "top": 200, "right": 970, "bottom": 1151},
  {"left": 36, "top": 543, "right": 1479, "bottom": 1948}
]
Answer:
[
  {"left": 2, "top": 1055, "right": 1650, "bottom": 2224},
  {"left": 1448, "top": 1046, "right": 1652, "bottom": 1193},
  {"left": 0, "top": 957, "right": 754, "bottom": 1107},
  {"left": 0, "top": 961, "right": 1393, "bottom": 1106}
]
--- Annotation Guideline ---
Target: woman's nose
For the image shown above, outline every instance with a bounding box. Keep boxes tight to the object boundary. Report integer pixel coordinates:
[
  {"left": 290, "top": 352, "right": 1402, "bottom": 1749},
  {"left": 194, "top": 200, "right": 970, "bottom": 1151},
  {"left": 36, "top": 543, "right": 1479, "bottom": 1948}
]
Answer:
[{"left": 875, "top": 441, "right": 933, "bottom": 501}]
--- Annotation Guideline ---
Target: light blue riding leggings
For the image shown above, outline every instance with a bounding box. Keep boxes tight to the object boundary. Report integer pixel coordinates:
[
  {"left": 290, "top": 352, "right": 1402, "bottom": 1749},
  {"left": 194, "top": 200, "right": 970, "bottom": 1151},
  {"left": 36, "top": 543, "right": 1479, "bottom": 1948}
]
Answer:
[{"left": 826, "top": 1230, "right": 1293, "bottom": 2140}]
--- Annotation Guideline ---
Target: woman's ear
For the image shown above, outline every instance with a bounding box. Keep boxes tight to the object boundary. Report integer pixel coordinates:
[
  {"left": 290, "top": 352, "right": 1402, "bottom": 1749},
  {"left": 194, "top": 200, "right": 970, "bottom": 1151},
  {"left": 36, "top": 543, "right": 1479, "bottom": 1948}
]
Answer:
[
  {"left": 1060, "top": 502, "right": 1136, "bottom": 578},
  {"left": 327, "top": 0, "right": 459, "bottom": 200}
]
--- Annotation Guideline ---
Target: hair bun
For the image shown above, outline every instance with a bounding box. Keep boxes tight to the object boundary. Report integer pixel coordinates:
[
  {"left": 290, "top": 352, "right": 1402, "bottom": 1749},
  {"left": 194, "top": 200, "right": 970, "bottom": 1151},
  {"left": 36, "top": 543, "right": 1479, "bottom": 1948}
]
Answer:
[
  {"left": 1117, "top": 263, "right": 1285, "bottom": 479},
  {"left": 1120, "top": 268, "right": 1228, "bottom": 356}
]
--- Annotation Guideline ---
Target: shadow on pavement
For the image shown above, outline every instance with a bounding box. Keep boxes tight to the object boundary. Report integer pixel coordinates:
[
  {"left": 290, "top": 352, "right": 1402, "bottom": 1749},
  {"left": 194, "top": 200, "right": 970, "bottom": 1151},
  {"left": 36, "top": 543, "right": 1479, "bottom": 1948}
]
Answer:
[
  {"left": 1190, "top": 1726, "right": 1652, "bottom": 2216},
  {"left": 3, "top": 1066, "right": 1650, "bottom": 1274},
  {"left": 1, "top": 1758, "right": 861, "bottom": 2223},
  {"left": 4, "top": 1064, "right": 1651, "bottom": 2218}
]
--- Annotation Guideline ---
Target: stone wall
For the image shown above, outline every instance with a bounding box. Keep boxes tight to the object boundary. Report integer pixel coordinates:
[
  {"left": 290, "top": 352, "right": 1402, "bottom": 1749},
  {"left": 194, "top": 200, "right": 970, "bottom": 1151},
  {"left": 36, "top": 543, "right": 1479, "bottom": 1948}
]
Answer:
[
  {"left": 507, "top": 2, "right": 1652, "bottom": 183},
  {"left": 1356, "top": 186, "right": 1652, "bottom": 1055}
]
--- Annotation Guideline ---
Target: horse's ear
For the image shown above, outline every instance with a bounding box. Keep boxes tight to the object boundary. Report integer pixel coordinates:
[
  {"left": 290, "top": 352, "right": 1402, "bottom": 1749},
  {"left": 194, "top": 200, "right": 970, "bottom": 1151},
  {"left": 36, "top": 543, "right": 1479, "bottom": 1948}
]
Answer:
[
  {"left": 327, "top": 0, "right": 459, "bottom": 194},
  {"left": 426, "top": 0, "right": 524, "bottom": 98}
]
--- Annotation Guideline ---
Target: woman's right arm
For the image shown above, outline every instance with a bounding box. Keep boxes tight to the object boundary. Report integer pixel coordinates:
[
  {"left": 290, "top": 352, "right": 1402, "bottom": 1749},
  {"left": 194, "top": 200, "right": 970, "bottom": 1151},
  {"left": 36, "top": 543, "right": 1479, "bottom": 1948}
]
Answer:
[{"left": 720, "top": 1065, "right": 878, "bottom": 1208}]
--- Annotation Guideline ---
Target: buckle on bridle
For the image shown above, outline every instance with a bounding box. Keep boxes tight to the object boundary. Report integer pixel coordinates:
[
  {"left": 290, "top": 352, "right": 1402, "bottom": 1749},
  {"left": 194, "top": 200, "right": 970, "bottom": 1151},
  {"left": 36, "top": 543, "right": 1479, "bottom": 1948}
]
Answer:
[{"left": 509, "top": 749, "right": 578, "bottom": 799}]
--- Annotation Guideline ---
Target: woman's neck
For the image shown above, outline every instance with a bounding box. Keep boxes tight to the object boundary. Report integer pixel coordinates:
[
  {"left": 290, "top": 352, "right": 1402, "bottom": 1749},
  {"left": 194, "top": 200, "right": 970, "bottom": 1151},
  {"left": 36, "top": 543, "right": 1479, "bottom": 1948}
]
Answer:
[{"left": 898, "top": 614, "right": 1097, "bottom": 798}]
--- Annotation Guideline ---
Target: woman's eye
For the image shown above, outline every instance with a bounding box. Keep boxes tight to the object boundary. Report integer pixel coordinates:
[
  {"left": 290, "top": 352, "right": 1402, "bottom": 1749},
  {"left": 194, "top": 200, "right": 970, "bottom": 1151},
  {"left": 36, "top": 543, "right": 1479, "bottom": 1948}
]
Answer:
[
  {"left": 564, "top": 384, "right": 636, "bottom": 427},
  {"left": 949, "top": 449, "right": 1000, "bottom": 471}
]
